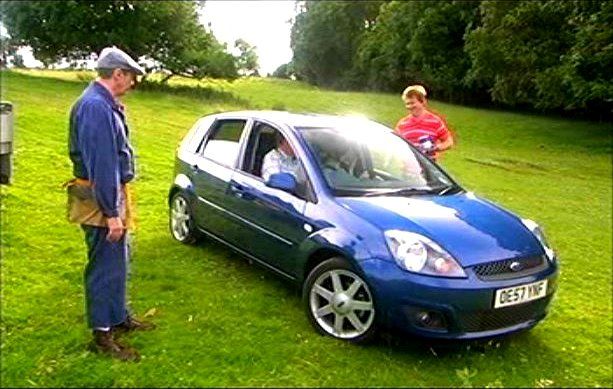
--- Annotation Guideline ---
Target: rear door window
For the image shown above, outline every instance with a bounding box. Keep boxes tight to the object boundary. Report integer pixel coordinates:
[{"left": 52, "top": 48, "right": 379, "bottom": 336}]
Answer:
[{"left": 199, "top": 119, "right": 247, "bottom": 167}]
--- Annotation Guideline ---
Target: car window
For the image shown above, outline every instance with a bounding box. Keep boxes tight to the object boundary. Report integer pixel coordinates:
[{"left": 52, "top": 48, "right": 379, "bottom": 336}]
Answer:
[
  {"left": 300, "top": 125, "right": 455, "bottom": 195},
  {"left": 180, "top": 117, "right": 215, "bottom": 155},
  {"left": 200, "top": 119, "right": 246, "bottom": 167},
  {"left": 241, "top": 122, "right": 311, "bottom": 200}
]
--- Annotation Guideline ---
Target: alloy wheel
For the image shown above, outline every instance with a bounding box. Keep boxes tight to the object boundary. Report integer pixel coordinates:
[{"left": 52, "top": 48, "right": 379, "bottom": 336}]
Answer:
[
  {"left": 309, "top": 268, "right": 375, "bottom": 339},
  {"left": 170, "top": 195, "right": 192, "bottom": 242}
]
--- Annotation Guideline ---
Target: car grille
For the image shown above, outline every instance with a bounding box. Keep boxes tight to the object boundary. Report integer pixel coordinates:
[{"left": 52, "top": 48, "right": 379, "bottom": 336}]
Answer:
[
  {"left": 472, "top": 255, "right": 548, "bottom": 281},
  {"left": 457, "top": 296, "right": 551, "bottom": 333}
]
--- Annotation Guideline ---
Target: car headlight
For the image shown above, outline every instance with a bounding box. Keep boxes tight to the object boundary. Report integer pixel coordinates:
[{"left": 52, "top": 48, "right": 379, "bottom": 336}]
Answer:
[
  {"left": 521, "top": 219, "right": 555, "bottom": 262},
  {"left": 384, "top": 230, "right": 466, "bottom": 278}
]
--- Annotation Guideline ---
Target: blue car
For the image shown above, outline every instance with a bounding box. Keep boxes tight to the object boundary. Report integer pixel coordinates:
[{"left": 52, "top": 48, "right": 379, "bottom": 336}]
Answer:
[{"left": 168, "top": 111, "right": 558, "bottom": 343}]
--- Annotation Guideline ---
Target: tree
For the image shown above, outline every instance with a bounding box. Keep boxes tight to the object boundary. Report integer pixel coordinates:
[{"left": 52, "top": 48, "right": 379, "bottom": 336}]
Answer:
[
  {"left": 466, "top": 1, "right": 570, "bottom": 108},
  {"left": 556, "top": 1, "right": 613, "bottom": 115},
  {"left": 0, "top": 34, "right": 18, "bottom": 69},
  {"left": 272, "top": 62, "right": 294, "bottom": 79},
  {"left": 286, "top": 0, "right": 610, "bottom": 116},
  {"left": 234, "top": 38, "right": 259, "bottom": 76},
  {"left": 290, "top": 1, "right": 383, "bottom": 88},
  {"left": 1, "top": 1, "right": 237, "bottom": 81},
  {"left": 352, "top": 1, "right": 481, "bottom": 102},
  {"left": 465, "top": 0, "right": 612, "bottom": 116},
  {"left": 405, "top": 1, "right": 480, "bottom": 102},
  {"left": 351, "top": 1, "right": 424, "bottom": 92}
]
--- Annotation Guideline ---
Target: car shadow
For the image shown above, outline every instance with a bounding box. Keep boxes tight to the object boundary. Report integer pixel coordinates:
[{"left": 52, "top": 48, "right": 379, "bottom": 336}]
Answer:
[{"left": 361, "top": 322, "right": 566, "bottom": 367}]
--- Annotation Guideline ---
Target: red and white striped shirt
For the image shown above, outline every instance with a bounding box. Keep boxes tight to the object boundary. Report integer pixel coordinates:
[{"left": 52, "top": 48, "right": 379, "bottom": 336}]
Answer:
[
  {"left": 395, "top": 111, "right": 451, "bottom": 159},
  {"left": 395, "top": 111, "right": 450, "bottom": 144}
]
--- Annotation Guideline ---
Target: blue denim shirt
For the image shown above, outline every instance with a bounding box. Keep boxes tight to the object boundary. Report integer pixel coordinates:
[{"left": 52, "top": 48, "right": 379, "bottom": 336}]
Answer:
[{"left": 69, "top": 81, "right": 134, "bottom": 218}]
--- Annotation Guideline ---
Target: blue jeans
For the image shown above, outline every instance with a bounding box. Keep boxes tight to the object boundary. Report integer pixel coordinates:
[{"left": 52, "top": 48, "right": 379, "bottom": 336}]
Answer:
[{"left": 81, "top": 225, "right": 130, "bottom": 328}]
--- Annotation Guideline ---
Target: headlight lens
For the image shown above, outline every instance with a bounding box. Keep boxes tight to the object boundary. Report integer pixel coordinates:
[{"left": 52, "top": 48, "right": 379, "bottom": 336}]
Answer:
[
  {"left": 384, "top": 230, "right": 466, "bottom": 278},
  {"left": 521, "top": 219, "right": 555, "bottom": 262}
]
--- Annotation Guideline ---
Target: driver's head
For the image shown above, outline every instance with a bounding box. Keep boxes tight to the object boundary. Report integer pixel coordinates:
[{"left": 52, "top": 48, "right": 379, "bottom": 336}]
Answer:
[{"left": 277, "top": 134, "right": 294, "bottom": 157}]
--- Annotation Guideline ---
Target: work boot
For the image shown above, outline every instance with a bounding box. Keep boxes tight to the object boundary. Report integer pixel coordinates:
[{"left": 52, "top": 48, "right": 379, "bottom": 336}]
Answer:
[
  {"left": 90, "top": 330, "right": 141, "bottom": 362},
  {"left": 112, "top": 316, "right": 156, "bottom": 335}
]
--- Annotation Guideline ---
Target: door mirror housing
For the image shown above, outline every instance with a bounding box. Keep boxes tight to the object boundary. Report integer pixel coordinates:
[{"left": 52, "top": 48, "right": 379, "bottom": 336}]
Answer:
[{"left": 266, "top": 172, "right": 297, "bottom": 193}]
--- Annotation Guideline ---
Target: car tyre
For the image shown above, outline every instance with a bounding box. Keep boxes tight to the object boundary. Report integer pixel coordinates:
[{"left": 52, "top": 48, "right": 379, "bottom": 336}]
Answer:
[
  {"left": 169, "top": 192, "right": 201, "bottom": 244},
  {"left": 303, "top": 256, "right": 378, "bottom": 343}
]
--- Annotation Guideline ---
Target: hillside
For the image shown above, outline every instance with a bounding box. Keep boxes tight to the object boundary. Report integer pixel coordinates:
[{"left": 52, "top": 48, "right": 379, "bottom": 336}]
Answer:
[{"left": 1, "top": 70, "right": 611, "bottom": 387}]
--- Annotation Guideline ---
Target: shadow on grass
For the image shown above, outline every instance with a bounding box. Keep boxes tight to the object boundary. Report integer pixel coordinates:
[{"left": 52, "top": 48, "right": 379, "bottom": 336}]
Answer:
[
  {"left": 137, "top": 80, "right": 252, "bottom": 107},
  {"left": 4, "top": 70, "right": 251, "bottom": 107},
  {"left": 464, "top": 156, "right": 551, "bottom": 173}
]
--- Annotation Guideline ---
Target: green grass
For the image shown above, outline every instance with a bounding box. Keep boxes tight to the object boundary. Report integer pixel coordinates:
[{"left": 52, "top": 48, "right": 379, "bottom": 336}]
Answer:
[{"left": 1, "top": 70, "right": 611, "bottom": 387}]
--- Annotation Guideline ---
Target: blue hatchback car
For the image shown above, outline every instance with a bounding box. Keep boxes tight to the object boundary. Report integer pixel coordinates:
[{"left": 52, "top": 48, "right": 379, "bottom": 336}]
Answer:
[{"left": 168, "top": 111, "right": 558, "bottom": 343}]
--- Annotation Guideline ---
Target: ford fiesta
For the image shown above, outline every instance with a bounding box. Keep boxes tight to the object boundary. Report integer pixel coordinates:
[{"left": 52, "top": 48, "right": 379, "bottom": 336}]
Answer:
[{"left": 168, "top": 111, "right": 558, "bottom": 343}]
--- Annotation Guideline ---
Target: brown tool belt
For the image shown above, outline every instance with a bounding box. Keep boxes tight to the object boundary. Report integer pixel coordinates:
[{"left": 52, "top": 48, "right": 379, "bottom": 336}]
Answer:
[{"left": 64, "top": 178, "right": 134, "bottom": 229}]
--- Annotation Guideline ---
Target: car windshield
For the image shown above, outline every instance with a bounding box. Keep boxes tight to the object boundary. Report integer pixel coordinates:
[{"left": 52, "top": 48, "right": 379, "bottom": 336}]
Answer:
[{"left": 298, "top": 123, "right": 460, "bottom": 196}]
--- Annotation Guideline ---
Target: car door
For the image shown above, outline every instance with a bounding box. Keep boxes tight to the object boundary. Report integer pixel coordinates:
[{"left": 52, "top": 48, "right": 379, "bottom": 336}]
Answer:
[
  {"left": 225, "top": 121, "right": 315, "bottom": 277},
  {"left": 191, "top": 117, "right": 250, "bottom": 243}
]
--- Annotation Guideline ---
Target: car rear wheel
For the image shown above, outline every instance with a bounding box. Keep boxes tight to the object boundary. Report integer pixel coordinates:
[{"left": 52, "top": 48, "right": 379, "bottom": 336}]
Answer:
[
  {"left": 303, "top": 257, "right": 378, "bottom": 343},
  {"left": 169, "top": 192, "right": 200, "bottom": 244}
]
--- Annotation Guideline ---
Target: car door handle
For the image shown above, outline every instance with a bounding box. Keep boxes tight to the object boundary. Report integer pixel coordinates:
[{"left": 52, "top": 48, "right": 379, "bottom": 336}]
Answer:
[{"left": 230, "top": 182, "right": 255, "bottom": 200}]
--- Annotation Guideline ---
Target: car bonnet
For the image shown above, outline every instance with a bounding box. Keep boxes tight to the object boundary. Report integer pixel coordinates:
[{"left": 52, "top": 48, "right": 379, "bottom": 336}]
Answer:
[{"left": 336, "top": 192, "right": 543, "bottom": 266}]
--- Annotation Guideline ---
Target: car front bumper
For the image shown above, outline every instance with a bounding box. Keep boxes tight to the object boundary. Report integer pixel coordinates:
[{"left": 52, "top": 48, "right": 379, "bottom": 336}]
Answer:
[{"left": 360, "top": 257, "right": 559, "bottom": 339}]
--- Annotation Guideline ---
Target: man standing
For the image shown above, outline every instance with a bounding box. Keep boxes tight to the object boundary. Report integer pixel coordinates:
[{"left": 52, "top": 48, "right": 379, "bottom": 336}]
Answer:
[
  {"left": 395, "top": 84, "right": 454, "bottom": 162},
  {"left": 67, "top": 47, "right": 153, "bottom": 361}
]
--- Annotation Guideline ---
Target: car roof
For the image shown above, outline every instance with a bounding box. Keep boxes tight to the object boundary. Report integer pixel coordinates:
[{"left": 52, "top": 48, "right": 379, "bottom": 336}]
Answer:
[{"left": 209, "top": 110, "right": 393, "bottom": 131}]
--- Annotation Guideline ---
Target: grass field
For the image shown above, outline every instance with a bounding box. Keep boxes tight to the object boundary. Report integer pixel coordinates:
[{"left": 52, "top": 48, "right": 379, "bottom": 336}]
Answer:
[{"left": 1, "top": 70, "right": 611, "bottom": 387}]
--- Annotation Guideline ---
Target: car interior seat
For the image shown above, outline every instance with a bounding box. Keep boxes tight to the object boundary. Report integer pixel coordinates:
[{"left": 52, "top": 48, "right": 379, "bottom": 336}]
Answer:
[{"left": 251, "top": 127, "right": 278, "bottom": 177}]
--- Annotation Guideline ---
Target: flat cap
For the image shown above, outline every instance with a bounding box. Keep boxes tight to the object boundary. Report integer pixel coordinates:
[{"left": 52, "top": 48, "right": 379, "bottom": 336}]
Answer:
[{"left": 96, "top": 46, "right": 145, "bottom": 75}]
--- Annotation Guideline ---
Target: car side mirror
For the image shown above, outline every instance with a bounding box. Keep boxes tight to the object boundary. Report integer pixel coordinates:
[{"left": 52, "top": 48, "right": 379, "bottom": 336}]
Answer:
[{"left": 266, "top": 172, "right": 297, "bottom": 193}]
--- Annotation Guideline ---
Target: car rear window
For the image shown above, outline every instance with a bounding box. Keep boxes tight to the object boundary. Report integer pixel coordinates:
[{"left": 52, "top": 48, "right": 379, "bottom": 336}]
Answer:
[{"left": 200, "top": 119, "right": 246, "bottom": 167}]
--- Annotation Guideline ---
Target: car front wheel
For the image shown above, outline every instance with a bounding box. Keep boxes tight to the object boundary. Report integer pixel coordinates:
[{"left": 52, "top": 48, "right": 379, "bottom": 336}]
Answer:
[
  {"left": 169, "top": 192, "right": 200, "bottom": 244},
  {"left": 303, "top": 257, "right": 378, "bottom": 343}
]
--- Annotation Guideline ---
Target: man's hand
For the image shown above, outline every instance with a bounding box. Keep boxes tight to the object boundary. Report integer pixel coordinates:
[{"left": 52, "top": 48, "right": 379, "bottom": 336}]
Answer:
[{"left": 106, "top": 216, "right": 125, "bottom": 242}]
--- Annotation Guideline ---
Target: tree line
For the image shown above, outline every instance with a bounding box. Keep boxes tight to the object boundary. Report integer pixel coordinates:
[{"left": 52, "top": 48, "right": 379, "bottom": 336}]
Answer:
[
  {"left": 283, "top": 0, "right": 612, "bottom": 119},
  {"left": 0, "top": 1, "right": 259, "bottom": 81}
]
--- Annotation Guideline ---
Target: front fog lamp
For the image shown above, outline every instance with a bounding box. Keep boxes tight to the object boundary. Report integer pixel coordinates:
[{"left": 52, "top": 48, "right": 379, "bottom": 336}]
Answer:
[
  {"left": 521, "top": 219, "right": 555, "bottom": 262},
  {"left": 385, "top": 230, "right": 466, "bottom": 278}
]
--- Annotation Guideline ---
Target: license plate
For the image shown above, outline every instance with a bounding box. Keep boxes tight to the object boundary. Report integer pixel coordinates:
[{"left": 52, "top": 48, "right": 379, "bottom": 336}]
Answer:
[{"left": 494, "top": 280, "right": 548, "bottom": 308}]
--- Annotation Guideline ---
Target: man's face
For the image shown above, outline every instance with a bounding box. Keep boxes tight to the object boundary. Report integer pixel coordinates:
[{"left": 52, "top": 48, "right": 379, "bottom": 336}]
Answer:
[
  {"left": 113, "top": 69, "right": 137, "bottom": 96},
  {"left": 404, "top": 95, "right": 426, "bottom": 115},
  {"left": 279, "top": 138, "right": 295, "bottom": 157}
]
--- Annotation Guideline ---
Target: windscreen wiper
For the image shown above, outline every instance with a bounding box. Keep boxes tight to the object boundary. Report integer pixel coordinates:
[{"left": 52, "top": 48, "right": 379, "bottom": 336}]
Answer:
[
  {"left": 434, "top": 184, "right": 462, "bottom": 195},
  {"left": 363, "top": 187, "right": 433, "bottom": 197}
]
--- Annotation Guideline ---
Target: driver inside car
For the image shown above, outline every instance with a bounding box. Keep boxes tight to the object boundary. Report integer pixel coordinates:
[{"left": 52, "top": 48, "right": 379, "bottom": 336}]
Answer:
[{"left": 261, "top": 133, "right": 306, "bottom": 186}]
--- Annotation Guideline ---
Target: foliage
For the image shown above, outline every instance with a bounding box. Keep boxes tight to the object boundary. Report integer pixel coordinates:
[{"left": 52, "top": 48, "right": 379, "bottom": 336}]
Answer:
[
  {"left": 290, "top": 1, "right": 383, "bottom": 88},
  {"left": 406, "top": 1, "right": 480, "bottom": 102},
  {"left": 1, "top": 70, "right": 611, "bottom": 387},
  {"left": 350, "top": 1, "right": 418, "bottom": 91},
  {"left": 271, "top": 62, "right": 294, "bottom": 79},
  {"left": 0, "top": 39, "right": 23, "bottom": 69},
  {"left": 352, "top": 1, "right": 480, "bottom": 103},
  {"left": 290, "top": 0, "right": 612, "bottom": 118},
  {"left": 234, "top": 39, "right": 259, "bottom": 77},
  {"left": 558, "top": 1, "right": 613, "bottom": 114},
  {"left": 0, "top": 1, "right": 237, "bottom": 81},
  {"left": 464, "top": 0, "right": 613, "bottom": 116},
  {"left": 465, "top": 1, "right": 571, "bottom": 108}
]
